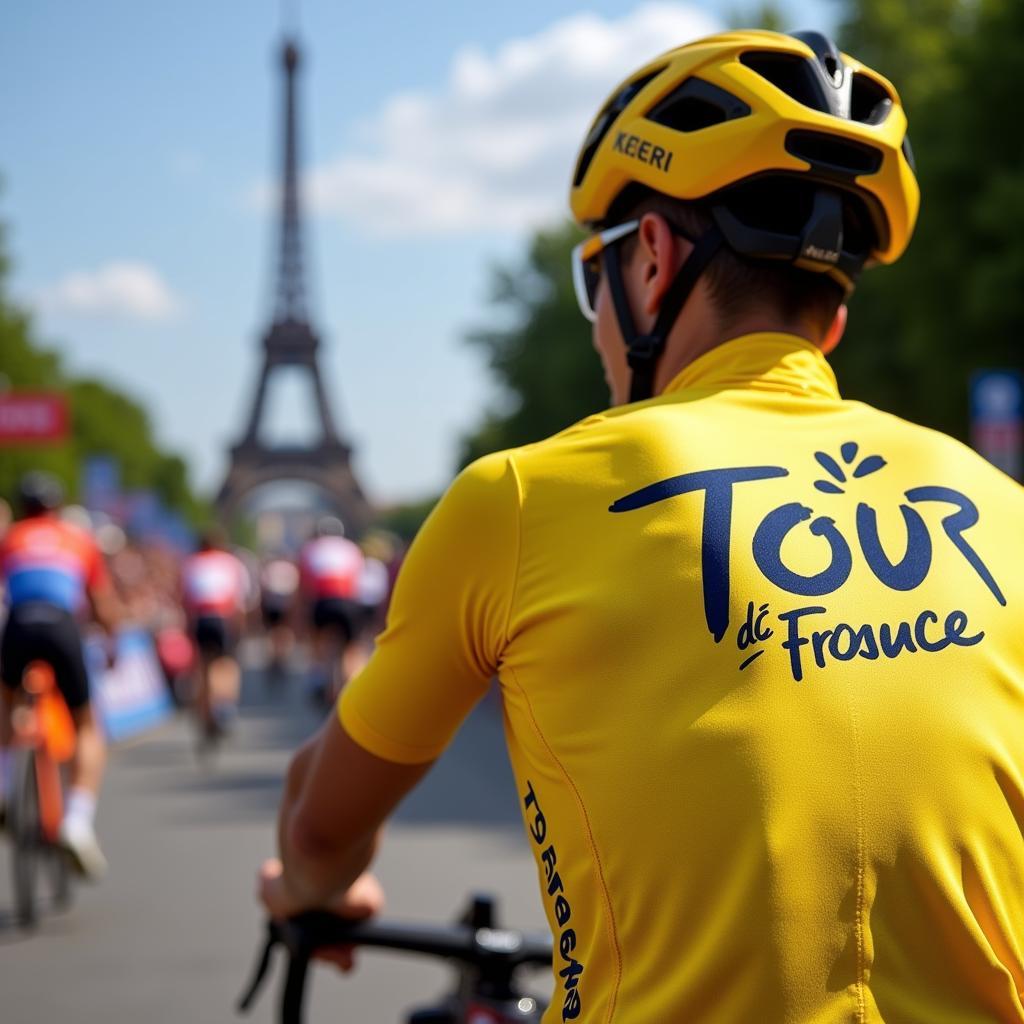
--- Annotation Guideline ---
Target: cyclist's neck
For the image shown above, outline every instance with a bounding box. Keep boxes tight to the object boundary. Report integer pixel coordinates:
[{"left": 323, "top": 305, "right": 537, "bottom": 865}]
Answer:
[{"left": 652, "top": 307, "right": 823, "bottom": 397}]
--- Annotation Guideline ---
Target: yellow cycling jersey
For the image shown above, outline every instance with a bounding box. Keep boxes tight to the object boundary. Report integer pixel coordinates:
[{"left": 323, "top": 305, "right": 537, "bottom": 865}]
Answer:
[{"left": 339, "top": 332, "right": 1024, "bottom": 1023}]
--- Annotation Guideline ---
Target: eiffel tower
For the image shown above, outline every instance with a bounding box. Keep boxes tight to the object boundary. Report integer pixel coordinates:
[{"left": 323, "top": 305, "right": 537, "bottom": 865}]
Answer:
[{"left": 216, "top": 37, "right": 372, "bottom": 533}]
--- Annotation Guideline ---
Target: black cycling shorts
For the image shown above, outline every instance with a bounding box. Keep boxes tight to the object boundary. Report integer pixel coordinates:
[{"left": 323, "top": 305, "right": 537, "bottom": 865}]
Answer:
[
  {"left": 261, "top": 597, "right": 289, "bottom": 629},
  {"left": 311, "top": 598, "right": 361, "bottom": 645},
  {"left": 192, "top": 615, "right": 237, "bottom": 660},
  {"left": 0, "top": 602, "right": 92, "bottom": 711}
]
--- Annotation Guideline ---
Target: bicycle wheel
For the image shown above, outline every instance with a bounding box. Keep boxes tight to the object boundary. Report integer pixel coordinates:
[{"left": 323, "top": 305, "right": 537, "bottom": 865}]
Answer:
[
  {"left": 9, "top": 748, "right": 41, "bottom": 928},
  {"left": 49, "top": 841, "right": 73, "bottom": 911}
]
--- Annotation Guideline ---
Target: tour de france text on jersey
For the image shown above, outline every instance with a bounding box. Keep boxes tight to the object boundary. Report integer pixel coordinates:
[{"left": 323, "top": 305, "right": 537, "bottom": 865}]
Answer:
[
  {"left": 523, "top": 781, "right": 586, "bottom": 1022},
  {"left": 610, "top": 442, "right": 1005, "bottom": 683}
]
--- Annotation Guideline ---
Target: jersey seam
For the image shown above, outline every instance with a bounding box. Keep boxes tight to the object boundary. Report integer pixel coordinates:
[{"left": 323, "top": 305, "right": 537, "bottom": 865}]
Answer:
[
  {"left": 508, "top": 665, "right": 622, "bottom": 1023},
  {"left": 848, "top": 687, "right": 867, "bottom": 1023},
  {"left": 500, "top": 453, "right": 525, "bottom": 650}
]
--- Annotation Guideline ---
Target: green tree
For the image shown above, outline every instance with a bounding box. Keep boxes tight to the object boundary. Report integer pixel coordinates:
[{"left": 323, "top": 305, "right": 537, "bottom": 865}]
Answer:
[
  {"left": 840, "top": 0, "right": 967, "bottom": 112},
  {"left": 460, "top": 223, "right": 606, "bottom": 465},
  {"left": 0, "top": 211, "right": 207, "bottom": 522},
  {"left": 0, "top": 215, "right": 78, "bottom": 493},
  {"left": 374, "top": 495, "right": 441, "bottom": 543},
  {"left": 729, "top": 2, "right": 789, "bottom": 32},
  {"left": 834, "top": 0, "right": 1024, "bottom": 442}
]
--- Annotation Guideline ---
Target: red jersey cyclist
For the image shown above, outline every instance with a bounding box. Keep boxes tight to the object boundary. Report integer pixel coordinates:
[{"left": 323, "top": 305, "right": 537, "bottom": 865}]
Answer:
[
  {"left": 298, "top": 517, "right": 366, "bottom": 705},
  {"left": 181, "top": 528, "right": 250, "bottom": 743},
  {"left": 0, "top": 472, "right": 120, "bottom": 879}
]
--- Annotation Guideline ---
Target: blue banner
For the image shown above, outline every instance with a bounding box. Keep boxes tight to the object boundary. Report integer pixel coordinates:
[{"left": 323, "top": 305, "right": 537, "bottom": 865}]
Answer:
[
  {"left": 87, "top": 629, "right": 173, "bottom": 742},
  {"left": 81, "top": 456, "right": 121, "bottom": 516},
  {"left": 970, "top": 370, "right": 1023, "bottom": 480}
]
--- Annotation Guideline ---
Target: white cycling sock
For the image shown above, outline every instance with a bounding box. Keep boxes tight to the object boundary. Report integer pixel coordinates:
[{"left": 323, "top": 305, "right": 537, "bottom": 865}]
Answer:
[{"left": 64, "top": 787, "right": 97, "bottom": 828}]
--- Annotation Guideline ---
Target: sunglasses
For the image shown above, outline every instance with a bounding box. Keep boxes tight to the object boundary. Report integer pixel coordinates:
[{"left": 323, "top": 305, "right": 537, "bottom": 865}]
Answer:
[
  {"left": 571, "top": 218, "right": 698, "bottom": 323},
  {"left": 570, "top": 220, "right": 640, "bottom": 323}
]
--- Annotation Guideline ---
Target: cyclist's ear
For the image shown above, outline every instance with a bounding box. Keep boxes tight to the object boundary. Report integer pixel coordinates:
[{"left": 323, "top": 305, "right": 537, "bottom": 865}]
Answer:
[
  {"left": 636, "top": 212, "right": 692, "bottom": 318},
  {"left": 819, "top": 303, "right": 848, "bottom": 356}
]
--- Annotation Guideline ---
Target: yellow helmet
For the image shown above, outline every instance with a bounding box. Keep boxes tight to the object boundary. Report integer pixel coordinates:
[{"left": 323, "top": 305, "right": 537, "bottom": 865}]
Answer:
[{"left": 570, "top": 29, "right": 919, "bottom": 287}]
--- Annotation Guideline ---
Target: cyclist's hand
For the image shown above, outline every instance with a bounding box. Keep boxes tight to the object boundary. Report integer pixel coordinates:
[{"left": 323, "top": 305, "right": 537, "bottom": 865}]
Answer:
[{"left": 257, "top": 858, "right": 385, "bottom": 972}]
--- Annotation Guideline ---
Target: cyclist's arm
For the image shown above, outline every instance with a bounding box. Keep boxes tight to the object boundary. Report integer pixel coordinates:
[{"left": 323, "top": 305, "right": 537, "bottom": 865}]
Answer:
[
  {"left": 85, "top": 542, "right": 121, "bottom": 632},
  {"left": 87, "top": 583, "right": 121, "bottom": 633},
  {"left": 276, "top": 715, "right": 430, "bottom": 909},
  {"left": 272, "top": 452, "right": 520, "bottom": 911}
]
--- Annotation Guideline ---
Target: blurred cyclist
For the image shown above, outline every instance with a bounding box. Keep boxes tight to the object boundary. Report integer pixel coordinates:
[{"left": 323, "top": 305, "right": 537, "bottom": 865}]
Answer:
[
  {"left": 260, "top": 30, "right": 1024, "bottom": 1023},
  {"left": 181, "top": 527, "right": 248, "bottom": 744},
  {"left": 357, "top": 530, "right": 399, "bottom": 640},
  {"left": 0, "top": 472, "right": 120, "bottom": 878},
  {"left": 259, "top": 552, "right": 300, "bottom": 679},
  {"left": 298, "top": 516, "right": 365, "bottom": 705}
]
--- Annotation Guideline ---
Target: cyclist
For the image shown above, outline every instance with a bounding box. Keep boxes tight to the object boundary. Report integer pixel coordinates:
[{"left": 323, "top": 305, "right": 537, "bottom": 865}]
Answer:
[
  {"left": 298, "top": 517, "right": 366, "bottom": 704},
  {"left": 259, "top": 552, "right": 300, "bottom": 679},
  {"left": 259, "top": 31, "right": 1024, "bottom": 1022},
  {"left": 0, "top": 472, "right": 120, "bottom": 878},
  {"left": 357, "top": 529, "right": 400, "bottom": 639},
  {"left": 181, "top": 528, "right": 249, "bottom": 742}
]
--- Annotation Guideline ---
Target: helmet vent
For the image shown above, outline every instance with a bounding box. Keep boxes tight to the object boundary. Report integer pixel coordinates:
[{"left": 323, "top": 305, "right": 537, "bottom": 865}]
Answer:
[
  {"left": 645, "top": 77, "right": 751, "bottom": 133},
  {"left": 850, "top": 72, "right": 893, "bottom": 124},
  {"left": 785, "top": 129, "right": 883, "bottom": 177},
  {"left": 740, "top": 51, "right": 829, "bottom": 113},
  {"left": 573, "top": 67, "right": 665, "bottom": 188},
  {"left": 790, "top": 30, "right": 845, "bottom": 87}
]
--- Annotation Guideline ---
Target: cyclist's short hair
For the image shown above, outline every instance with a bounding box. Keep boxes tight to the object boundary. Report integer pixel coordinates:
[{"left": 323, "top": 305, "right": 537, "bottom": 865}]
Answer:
[
  {"left": 18, "top": 471, "right": 64, "bottom": 517},
  {"left": 606, "top": 184, "right": 845, "bottom": 337}
]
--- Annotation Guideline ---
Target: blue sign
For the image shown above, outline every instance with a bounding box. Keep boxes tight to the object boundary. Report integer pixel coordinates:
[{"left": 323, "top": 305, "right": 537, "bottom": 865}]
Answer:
[
  {"left": 970, "top": 370, "right": 1023, "bottom": 480},
  {"left": 87, "top": 629, "right": 173, "bottom": 742},
  {"left": 81, "top": 456, "right": 121, "bottom": 515},
  {"left": 124, "top": 490, "right": 161, "bottom": 534}
]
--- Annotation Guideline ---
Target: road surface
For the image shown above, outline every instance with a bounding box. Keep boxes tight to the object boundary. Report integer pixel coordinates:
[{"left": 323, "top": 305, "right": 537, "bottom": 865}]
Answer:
[{"left": 0, "top": 650, "right": 548, "bottom": 1022}]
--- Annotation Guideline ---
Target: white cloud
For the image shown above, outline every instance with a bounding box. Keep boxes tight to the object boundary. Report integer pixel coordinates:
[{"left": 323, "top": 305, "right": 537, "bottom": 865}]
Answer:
[
  {"left": 35, "top": 262, "right": 182, "bottom": 321},
  {"left": 253, "top": 3, "right": 719, "bottom": 237}
]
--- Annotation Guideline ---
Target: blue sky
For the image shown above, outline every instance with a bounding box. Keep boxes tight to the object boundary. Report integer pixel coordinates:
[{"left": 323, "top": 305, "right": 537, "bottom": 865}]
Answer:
[{"left": 2, "top": 0, "right": 839, "bottom": 504}]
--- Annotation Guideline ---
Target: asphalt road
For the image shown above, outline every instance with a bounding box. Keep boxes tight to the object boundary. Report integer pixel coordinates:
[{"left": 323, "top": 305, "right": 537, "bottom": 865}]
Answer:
[{"left": 0, "top": 648, "right": 548, "bottom": 1023}]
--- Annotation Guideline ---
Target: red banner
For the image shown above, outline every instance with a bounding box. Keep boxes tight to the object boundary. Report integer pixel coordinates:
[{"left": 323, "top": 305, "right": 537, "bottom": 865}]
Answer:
[{"left": 0, "top": 393, "right": 70, "bottom": 444}]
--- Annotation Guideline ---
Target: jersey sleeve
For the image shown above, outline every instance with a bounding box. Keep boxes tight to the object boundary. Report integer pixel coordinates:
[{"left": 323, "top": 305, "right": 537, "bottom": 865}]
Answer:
[{"left": 338, "top": 451, "right": 521, "bottom": 764}]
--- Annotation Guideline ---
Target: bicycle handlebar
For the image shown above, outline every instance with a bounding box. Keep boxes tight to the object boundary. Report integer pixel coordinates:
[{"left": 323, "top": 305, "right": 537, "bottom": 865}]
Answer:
[
  {"left": 285, "top": 909, "right": 551, "bottom": 965},
  {"left": 238, "top": 910, "right": 552, "bottom": 1023}
]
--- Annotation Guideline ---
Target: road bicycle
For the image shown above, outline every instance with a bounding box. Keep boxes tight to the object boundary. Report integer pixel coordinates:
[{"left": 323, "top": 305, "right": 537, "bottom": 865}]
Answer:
[
  {"left": 239, "top": 894, "right": 552, "bottom": 1023},
  {"left": 7, "top": 660, "right": 76, "bottom": 927}
]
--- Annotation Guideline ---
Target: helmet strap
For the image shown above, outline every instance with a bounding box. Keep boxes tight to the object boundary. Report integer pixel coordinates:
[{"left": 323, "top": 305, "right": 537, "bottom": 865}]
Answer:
[{"left": 604, "top": 225, "right": 724, "bottom": 402}]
